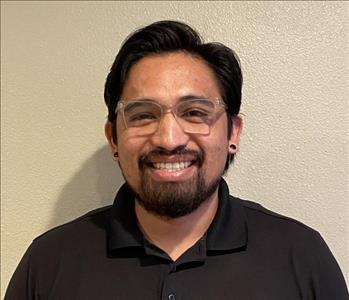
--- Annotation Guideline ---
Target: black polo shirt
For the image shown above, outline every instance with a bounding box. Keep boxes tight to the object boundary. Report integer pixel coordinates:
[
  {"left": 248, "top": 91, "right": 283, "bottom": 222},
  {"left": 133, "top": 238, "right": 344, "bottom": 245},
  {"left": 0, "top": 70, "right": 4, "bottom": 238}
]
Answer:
[{"left": 5, "top": 180, "right": 348, "bottom": 300}]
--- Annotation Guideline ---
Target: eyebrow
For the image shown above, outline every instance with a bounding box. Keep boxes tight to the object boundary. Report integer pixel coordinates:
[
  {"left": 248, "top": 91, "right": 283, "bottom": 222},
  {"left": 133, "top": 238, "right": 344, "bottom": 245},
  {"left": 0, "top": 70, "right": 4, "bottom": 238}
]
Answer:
[
  {"left": 124, "top": 94, "right": 212, "bottom": 103},
  {"left": 179, "top": 94, "right": 211, "bottom": 101}
]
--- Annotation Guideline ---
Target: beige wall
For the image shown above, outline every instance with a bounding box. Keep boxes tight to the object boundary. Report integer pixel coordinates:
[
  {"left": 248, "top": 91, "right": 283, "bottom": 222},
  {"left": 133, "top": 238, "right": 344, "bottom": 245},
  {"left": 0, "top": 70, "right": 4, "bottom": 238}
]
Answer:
[{"left": 1, "top": 1, "right": 348, "bottom": 294}]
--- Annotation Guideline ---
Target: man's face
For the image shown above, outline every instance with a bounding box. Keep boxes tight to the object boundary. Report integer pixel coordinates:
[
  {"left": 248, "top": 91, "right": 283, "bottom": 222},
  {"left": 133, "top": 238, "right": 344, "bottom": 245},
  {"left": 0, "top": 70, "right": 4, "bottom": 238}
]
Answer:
[{"left": 106, "top": 52, "right": 240, "bottom": 218}]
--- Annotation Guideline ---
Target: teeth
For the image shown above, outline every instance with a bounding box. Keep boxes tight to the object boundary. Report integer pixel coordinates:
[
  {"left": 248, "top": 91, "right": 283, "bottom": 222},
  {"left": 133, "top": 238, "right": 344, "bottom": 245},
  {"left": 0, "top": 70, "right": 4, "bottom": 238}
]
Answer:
[{"left": 153, "top": 161, "right": 191, "bottom": 172}]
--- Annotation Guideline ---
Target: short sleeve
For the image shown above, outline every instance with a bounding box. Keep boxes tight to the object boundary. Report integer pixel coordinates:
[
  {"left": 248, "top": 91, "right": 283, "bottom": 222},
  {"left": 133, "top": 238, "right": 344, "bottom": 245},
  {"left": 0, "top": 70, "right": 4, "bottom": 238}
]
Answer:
[
  {"left": 314, "top": 233, "right": 348, "bottom": 299},
  {"left": 5, "top": 243, "right": 35, "bottom": 300}
]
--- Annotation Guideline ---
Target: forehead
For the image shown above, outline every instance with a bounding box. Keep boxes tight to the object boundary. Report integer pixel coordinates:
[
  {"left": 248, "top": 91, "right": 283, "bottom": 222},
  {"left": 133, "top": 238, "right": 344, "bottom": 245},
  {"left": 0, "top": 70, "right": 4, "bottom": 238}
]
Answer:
[{"left": 120, "top": 52, "right": 221, "bottom": 103}]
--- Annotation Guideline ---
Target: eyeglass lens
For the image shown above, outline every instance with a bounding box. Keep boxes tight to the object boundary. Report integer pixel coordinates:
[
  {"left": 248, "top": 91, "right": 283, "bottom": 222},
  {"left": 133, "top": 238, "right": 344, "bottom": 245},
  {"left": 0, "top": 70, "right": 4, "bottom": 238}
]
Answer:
[{"left": 122, "top": 99, "right": 222, "bottom": 135}]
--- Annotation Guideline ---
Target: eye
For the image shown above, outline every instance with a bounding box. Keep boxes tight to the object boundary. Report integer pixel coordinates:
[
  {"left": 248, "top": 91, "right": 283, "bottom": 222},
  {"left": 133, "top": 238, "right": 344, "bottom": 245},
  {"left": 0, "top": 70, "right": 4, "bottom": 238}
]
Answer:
[
  {"left": 123, "top": 102, "right": 161, "bottom": 127},
  {"left": 176, "top": 100, "right": 215, "bottom": 123},
  {"left": 181, "top": 108, "right": 210, "bottom": 118},
  {"left": 127, "top": 112, "right": 158, "bottom": 126},
  {"left": 178, "top": 105, "right": 212, "bottom": 124}
]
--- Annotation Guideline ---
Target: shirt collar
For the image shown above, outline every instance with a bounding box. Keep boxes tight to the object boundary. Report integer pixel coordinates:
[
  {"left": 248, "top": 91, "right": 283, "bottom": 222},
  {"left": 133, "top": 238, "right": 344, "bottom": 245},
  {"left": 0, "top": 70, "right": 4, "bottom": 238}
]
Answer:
[
  {"left": 107, "top": 183, "right": 144, "bottom": 251},
  {"left": 206, "top": 179, "right": 247, "bottom": 251},
  {"left": 107, "top": 179, "right": 247, "bottom": 254}
]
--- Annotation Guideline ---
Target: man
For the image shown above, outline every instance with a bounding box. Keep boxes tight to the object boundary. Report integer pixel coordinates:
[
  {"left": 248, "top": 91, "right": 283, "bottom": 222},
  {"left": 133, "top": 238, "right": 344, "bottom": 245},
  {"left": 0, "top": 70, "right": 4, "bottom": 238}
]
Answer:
[{"left": 5, "top": 20, "right": 348, "bottom": 299}]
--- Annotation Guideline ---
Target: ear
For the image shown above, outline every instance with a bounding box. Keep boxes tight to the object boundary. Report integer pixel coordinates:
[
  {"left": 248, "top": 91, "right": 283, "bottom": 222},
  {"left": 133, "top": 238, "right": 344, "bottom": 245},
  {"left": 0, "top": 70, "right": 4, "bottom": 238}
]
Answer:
[
  {"left": 228, "top": 115, "right": 243, "bottom": 154},
  {"left": 104, "top": 121, "right": 118, "bottom": 161}
]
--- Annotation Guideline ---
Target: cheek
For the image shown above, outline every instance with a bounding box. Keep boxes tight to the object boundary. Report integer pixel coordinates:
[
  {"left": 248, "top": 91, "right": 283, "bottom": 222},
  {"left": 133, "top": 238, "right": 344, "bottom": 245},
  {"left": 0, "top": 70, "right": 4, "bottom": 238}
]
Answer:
[
  {"left": 201, "top": 121, "right": 230, "bottom": 173},
  {"left": 205, "top": 139, "right": 229, "bottom": 166},
  {"left": 117, "top": 120, "right": 138, "bottom": 158},
  {"left": 116, "top": 129, "right": 149, "bottom": 186},
  {"left": 118, "top": 134, "right": 142, "bottom": 166}
]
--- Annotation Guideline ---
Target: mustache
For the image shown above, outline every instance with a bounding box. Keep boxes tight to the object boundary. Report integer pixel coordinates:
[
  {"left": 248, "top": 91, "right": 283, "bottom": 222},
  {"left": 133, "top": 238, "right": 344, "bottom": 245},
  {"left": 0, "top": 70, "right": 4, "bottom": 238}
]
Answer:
[{"left": 138, "top": 146, "right": 204, "bottom": 168}]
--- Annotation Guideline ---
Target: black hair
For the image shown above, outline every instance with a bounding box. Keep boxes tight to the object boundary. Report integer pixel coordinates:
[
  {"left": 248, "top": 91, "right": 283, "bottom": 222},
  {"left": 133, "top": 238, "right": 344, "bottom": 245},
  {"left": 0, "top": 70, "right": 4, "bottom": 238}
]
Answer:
[{"left": 104, "top": 20, "right": 243, "bottom": 169}]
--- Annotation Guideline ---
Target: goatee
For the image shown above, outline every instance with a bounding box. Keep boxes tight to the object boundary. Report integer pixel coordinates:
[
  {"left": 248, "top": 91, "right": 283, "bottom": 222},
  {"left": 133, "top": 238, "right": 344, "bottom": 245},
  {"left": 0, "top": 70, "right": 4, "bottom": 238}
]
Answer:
[{"left": 125, "top": 147, "right": 222, "bottom": 218}]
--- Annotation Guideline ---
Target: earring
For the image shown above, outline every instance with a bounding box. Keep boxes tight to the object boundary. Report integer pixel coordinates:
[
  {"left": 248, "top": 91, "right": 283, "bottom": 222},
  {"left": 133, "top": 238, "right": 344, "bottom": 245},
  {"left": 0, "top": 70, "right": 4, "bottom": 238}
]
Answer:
[
  {"left": 113, "top": 152, "right": 119, "bottom": 158},
  {"left": 230, "top": 144, "right": 237, "bottom": 150}
]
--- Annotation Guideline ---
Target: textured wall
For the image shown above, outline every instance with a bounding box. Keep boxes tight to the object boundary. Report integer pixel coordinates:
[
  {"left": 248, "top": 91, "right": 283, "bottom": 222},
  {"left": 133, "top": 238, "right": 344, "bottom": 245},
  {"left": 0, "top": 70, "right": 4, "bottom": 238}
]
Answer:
[{"left": 1, "top": 1, "right": 348, "bottom": 294}]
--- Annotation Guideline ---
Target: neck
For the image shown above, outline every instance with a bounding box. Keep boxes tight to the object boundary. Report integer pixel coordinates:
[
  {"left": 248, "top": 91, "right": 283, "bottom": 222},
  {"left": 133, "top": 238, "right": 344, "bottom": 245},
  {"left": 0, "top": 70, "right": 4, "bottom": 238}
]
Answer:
[{"left": 135, "top": 190, "right": 219, "bottom": 261}]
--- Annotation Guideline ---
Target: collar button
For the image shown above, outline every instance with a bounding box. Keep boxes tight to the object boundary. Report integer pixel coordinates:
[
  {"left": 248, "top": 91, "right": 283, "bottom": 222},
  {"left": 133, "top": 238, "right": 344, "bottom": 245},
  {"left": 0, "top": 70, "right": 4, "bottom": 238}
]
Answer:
[{"left": 168, "top": 293, "right": 176, "bottom": 300}]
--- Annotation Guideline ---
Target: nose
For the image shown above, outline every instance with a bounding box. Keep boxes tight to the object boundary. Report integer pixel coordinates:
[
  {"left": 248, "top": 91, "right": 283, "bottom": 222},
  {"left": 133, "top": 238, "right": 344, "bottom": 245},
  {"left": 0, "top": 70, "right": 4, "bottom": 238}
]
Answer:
[{"left": 149, "top": 111, "right": 190, "bottom": 151}]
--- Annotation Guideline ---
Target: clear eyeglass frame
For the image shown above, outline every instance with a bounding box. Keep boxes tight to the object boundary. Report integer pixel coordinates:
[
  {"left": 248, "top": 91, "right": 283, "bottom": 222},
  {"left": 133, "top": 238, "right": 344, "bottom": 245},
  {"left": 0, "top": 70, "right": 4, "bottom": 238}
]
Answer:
[{"left": 115, "top": 98, "right": 227, "bottom": 135}]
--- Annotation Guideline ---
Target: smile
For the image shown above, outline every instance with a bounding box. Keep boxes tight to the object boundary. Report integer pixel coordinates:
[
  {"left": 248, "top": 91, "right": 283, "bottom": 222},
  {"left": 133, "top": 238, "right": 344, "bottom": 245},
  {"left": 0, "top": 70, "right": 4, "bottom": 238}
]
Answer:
[{"left": 153, "top": 161, "right": 192, "bottom": 172}]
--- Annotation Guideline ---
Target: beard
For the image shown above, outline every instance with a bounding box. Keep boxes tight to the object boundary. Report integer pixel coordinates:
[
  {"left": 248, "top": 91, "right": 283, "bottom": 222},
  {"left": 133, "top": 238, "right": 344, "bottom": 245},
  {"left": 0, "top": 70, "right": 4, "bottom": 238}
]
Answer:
[{"left": 123, "top": 147, "right": 223, "bottom": 219}]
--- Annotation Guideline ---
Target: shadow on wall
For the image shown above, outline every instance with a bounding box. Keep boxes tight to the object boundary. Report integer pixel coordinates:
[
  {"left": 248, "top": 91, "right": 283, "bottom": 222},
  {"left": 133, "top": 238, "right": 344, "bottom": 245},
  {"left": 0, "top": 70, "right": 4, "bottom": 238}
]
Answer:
[{"left": 48, "top": 146, "right": 124, "bottom": 229}]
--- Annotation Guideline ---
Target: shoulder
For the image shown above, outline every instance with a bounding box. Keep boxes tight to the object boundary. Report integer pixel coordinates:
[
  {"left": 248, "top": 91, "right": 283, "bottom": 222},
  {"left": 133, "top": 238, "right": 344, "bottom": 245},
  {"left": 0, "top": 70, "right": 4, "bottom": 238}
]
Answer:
[
  {"left": 234, "top": 196, "right": 340, "bottom": 270},
  {"left": 237, "top": 197, "right": 319, "bottom": 236},
  {"left": 233, "top": 196, "right": 330, "bottom": 256},
  {"left": 31, "top": 205, "right": 112, "bottom": 255},
  {"left": 4, "top": 206, "right": 113, "bottom": 299},
  {"left": 233, "top": 197, "right": 348, "bottom": 298}
]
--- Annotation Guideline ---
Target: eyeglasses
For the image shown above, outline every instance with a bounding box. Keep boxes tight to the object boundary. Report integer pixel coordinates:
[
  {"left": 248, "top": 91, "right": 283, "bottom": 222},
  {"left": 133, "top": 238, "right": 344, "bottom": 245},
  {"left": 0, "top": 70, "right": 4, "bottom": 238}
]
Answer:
[{"left": 115, "top": 98, "right": 227, "bottom": 135}]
